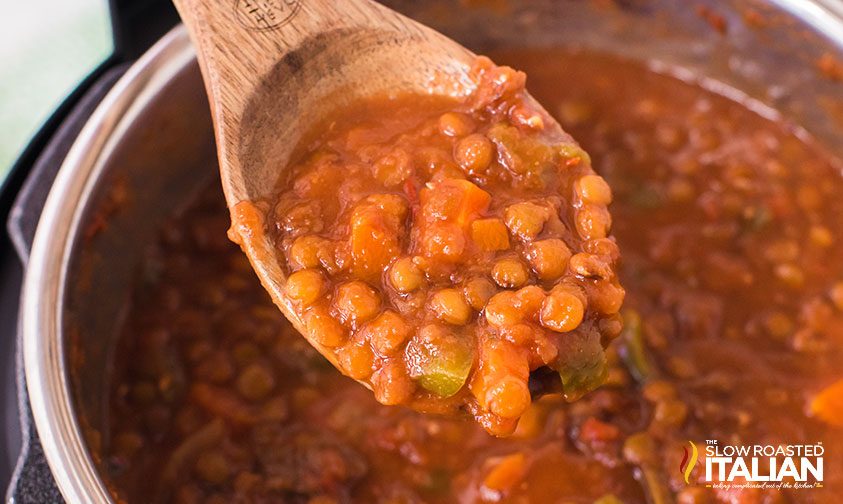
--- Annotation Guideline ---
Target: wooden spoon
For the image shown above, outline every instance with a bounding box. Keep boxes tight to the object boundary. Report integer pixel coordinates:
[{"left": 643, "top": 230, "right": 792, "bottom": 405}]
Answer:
[{"left": 172, "top": 0, "right": 567, "bottom": 398}]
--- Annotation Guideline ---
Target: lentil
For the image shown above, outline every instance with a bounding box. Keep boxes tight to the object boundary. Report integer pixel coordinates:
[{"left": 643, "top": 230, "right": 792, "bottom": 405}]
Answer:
[
  {"left": 365, "top": 310, "right": 412, "bottom": 355},
  {"left": 236, "top": 362, "right": 275, "bottom": 401},
  {"left": 504, "top": 202, "right": 551, "bottom": 241},
  {"left": 334, "top": 281, "right": 381, "bottom": 325},
  {"left": 454, "top": 133, "right": 494, "bottom": 175},
  {"left": 525, "top": 239, "right": 571, "bottom": 281},
  {"left": 463, "top": 277, "right": 497, "bottom": 311},
  {"left": 429, "top": 288, "right": 472, "bottom": 325},
  {"left": 540, "top": 289, "right": 585, "bottom": 332},
  {"left": 576, "top": 174, "right": 613, "bottom": 205},
  {"left": 438, "top": 111, "right": 475, "bottom": 137},
  {"left": 285, "top": 269, "right": 325, "bottom": 306},
  {"left": 491, "top": 257, "right": 530, "bottom": 289},
  {"left": 388, "top": 257, "right": 424, "bottom": 293}
]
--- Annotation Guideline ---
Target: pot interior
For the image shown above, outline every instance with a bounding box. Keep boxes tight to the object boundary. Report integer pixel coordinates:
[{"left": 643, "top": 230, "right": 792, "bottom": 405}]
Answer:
[{"left": 58, "top": 0, "right": 843, "bottom": 500}]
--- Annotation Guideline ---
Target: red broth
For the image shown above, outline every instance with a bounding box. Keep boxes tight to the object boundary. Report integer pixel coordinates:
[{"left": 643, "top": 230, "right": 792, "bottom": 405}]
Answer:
[{"left": 100, "top": 50, "right": 843, "bottom": 503}]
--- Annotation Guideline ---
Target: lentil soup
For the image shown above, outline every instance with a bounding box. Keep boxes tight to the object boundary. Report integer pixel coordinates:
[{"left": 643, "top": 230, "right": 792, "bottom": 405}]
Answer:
[
  {"left": 229, "top": 57, "right": 624, "bottom": 436},
  {"left": 101, "top": 49, "right": 843, "bottom": 503}
]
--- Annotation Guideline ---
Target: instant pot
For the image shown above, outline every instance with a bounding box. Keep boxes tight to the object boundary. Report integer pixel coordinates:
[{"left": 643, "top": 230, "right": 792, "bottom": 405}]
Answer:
[{"left": 3, "top": 0, "right": 843, "bottom": 502}]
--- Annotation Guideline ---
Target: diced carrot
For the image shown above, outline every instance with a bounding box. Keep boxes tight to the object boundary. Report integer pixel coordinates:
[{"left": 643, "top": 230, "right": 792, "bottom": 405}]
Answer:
[
  {"left": 421, "top": 179, "right": 491, "bottom": 227},
  {"left": 811, "top": 378, "right": 843, "bottom": 427},
  {"left": 471, "top": 218, "right": 510, "bottom": 251},
  {"left": 483, "top": 452, "right": 528, "bottom": 493},
  {"left": 350, "top": 203, "right": 403, "bottom": 281},
  {"left": 420, "top": 221, "right": 466, "bottom": 263},
  {"left": 482, "top": 339, "right": 530, "bottom": 379},
  {"left": 190, "top": 383, "right": 257, "bottom": 426},
  {"left": 453, "top": 179, "right": 491, "bottom": 226}
]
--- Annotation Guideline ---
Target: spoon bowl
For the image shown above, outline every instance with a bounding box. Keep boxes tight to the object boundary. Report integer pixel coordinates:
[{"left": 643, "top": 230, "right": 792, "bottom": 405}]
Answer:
[{"left": 172, "top": 0, "right": 478, "bottom": 373}]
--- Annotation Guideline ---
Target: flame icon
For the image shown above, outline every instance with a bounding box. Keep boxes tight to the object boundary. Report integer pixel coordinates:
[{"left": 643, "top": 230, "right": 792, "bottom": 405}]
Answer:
[{"left": 679, "top": 441, "right": 699, "bottom": 484}]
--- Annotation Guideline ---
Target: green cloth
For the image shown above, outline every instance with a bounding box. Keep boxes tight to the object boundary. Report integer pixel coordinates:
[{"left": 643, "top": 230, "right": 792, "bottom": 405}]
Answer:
[{"left": 0, "top": 0, "right": 111, "bottom": 178}]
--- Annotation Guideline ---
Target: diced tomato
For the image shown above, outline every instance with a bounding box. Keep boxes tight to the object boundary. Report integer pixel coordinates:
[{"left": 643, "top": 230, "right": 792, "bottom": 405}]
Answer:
[{"left": 579, "top": 417, "right": 621, "bottom": 443}]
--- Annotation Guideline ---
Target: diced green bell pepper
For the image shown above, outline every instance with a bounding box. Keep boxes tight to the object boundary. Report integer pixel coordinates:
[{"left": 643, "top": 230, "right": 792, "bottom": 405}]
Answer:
[
  {"left": 405, "top": 326, "right": 474, "bottom": 397},
  {"left": 618, "top": 309, "right": 654, "bottom": 384},
  {"left": 553, "top": 326, "right": 608, "bottom": 402}
]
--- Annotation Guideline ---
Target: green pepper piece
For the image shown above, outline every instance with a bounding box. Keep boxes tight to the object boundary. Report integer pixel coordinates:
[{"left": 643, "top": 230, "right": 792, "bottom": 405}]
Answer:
[
  {"left": 487, "top": 123, "right": 558, "bottom": 175},
  {"left": 618, "top": 309, "right": 654, "bottom": 384},
  {"left": 552, "top": 327, "right": 608, "bottom": 402},
  {"left": 405, "top": 326, "right": 473, "bottom": 397},
  {"left": 557, "top": 143, "right": 592, "bottom": 166},
  {"left": 623, "top": 432, "right": 672, "bottom": 504}
]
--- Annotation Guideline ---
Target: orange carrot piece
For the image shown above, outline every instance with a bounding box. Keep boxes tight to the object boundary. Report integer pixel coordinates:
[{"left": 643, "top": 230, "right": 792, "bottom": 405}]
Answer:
[
  {"left": 421, "top": 179, "right": 491, "bottom": 227},
  {"left": 190, "top": 383, "right": 257, "bottom": 426},
  {"left": 811, "top": 378, "right": 843, "bottom": 427},
  {"left": 350, "top": 205, "right": 401, "bottom": 281},
  {"left": 471, "top": 218, "right": 510, "bottom": 251},
  {"left": 483, "top": 452, "right": 528, "bottom": 493}
]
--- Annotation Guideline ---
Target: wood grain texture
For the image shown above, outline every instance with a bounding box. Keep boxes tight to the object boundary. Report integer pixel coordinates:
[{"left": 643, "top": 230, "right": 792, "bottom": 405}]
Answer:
[{"left": 172, "top": 0, "right": 475, "bottom": 202}]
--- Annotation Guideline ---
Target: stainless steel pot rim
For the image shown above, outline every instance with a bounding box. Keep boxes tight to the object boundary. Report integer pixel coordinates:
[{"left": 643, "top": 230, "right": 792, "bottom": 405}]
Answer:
[
  {"left": 772, "top": 0, "right": 843, "bottom": 47},
  {"left": 22, "top": 25, "right": 194, "bottom": 504}
]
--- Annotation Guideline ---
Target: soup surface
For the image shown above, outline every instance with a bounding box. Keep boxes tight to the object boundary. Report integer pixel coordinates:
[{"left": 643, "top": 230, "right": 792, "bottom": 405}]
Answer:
[
  {"left": 101, "top": 49, "right": 843, "bottom": 503},
  {"left": 230, "top": 56, "right": 623, "bottom": 436}
]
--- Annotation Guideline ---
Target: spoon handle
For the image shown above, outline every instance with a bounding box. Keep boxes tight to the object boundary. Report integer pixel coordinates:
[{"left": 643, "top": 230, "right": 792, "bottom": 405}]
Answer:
[
  {"left": 172, "top": 0, "right": 437, "bottom": 113},
  {"left": 172, "top": 0, "right": 335, "bottom": 114}
]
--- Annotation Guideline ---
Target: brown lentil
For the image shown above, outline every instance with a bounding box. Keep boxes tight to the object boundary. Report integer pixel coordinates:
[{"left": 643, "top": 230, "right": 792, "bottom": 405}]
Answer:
[
  {"left": 525, "top": 239, "right": 571, "bottom": 281},
  {"left": 388, "top": 257, "right": 424, "bottom": 293},
  {"left": 365, "top": 310, "right": 412, "bottom": 355},
  {"left": 491, "top": 257, "right": 531, "bottom": 289},
  {"left": 235, "top": 362, "right": 276, "bottom": 401},
  {"left": 429, "top": 288, "right": 473, "bottom": 325},
  {"left": 285, "top": 269, "right": 326, "bottom": 306},
  {"left": 540, "top": 289, "right": 585, "bottom": 332},
  {"left": 454, "top": 133, "right": 495, "bottom": 175},
  {"left": 438, "top": 111, "right": 475, "bottom": 137},
  {"left": 504, "top": 202, "right": 551, "bottom": 241},
  {"left": 463, "top": 277, "right": 497, "bottom": 311},
  {"left": 334, "top": 281, "right": 381, "bottom": 325}
]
